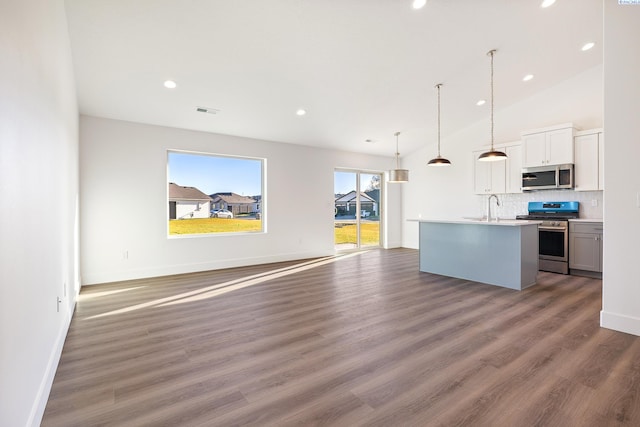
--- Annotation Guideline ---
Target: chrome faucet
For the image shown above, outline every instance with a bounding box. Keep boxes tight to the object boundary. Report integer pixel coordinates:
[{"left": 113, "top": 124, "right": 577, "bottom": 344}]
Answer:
[{"left": 487, "top": 194, "right": 500, "bottom": 222}]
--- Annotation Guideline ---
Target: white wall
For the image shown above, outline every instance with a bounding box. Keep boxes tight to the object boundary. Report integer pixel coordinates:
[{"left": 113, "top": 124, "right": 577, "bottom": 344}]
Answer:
[
  {"left": 80, "top": 116, "right": 402, "bottom": 284},
  {"left": 601, "top": 1, "right": 640, "bottom": 336},
  {"left": 402, "top": 65, "right": 603, "bottom": 249},
  {"left": 0, "top": 1, "right": 79, "bottom": 426}
]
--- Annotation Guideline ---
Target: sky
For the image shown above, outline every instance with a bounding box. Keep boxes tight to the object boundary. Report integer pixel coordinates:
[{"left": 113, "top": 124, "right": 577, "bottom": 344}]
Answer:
[
  {"left": 168, "top": 151, "right": 262, "bottom": 196},
  {"left": 334, "top": 171, "right": 380, "bottom": 194},
  {"left": 169, "top": 152, "right": 379, "bottom": 197}
]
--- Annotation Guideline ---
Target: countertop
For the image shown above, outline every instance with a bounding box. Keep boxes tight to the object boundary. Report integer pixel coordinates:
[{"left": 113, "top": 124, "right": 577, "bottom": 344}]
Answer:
[
  {"left": 407, "top": 218, "right": 542, "bottom": 227},
  {"left": 568, "top": 218, "right": 603, "bottom": 223}
]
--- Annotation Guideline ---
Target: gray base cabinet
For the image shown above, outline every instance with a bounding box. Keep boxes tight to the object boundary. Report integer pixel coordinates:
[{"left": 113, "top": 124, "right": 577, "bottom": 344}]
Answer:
[
  {"left": 569, "top": 222, "right": 603, "bottom": 274},
  {"left": 418, "top": 220, "right": 540, "bottom": 291}
]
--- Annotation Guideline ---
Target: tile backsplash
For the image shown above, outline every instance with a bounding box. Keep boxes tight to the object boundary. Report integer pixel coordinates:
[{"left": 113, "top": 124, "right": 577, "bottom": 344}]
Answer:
[{"left": 476, "top": 190, "right": 603, "bottom": 219}]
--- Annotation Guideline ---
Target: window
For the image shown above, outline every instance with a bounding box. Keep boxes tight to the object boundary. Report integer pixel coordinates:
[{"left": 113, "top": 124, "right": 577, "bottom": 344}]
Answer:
[
  {"left": 167, "top": 150, "right": 264, "bottom": 236},
  {"left": 334, "top": 170, "right": 382, "bottom": 250}
]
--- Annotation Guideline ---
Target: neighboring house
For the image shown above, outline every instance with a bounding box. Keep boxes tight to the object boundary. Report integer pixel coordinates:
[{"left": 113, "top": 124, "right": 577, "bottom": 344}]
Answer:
[
  {"left": 335, "top": 190, "right": 378, "bottom": 217},
  {"left": 168, "top": 183, "right": 212, "bottom": 219},
  {"left": 210, "top": 192, "right": 258, "bottom": 215},
  {"left": 365, "top": 189, "right": 380, "bottom": 208},
  {"left": 252, "top": 195, "right": 262, "bottom": 213}
]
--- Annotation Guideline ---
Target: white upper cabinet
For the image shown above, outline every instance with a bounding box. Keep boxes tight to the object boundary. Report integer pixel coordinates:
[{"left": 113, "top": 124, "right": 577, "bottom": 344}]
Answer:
[
  {"left": 598, "top": 132, "right": 604, "bottom": 190},
  {"left": 505, "top": 144, "right": 523, "bottom": 194},
  {"left": 574, "top": 129, "right": 604, "bottom": 191},
  {"left": 521, "top": 132, "right": 546, "bottom": 167},
  {"left": 473, "top": 149, "right": 506, "bottom": 195},
  {"left": 473, "top": 142, "right": 521, "bottom": 195},
  {"left": 522, "top": 124, "right": 575, "bottom": 167}
]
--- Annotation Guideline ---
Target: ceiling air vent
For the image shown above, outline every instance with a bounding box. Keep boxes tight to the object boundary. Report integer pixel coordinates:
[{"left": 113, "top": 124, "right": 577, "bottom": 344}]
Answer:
[{"left": 196, "top": 106, "right": 220, "bottom": 115}]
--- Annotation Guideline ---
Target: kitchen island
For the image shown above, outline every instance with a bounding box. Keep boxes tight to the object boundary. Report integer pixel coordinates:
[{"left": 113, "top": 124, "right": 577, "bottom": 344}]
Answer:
[{"left": 410, "top": 219, "right": 541, "bottom": 290}]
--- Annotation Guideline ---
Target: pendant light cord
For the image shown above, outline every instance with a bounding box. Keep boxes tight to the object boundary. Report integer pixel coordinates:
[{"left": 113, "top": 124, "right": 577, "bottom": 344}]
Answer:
[
  {"left": 395, "top": 131, "right": 401, "bottom": 168},
  {"left": 489, "top": 49, "right": 495, "bottom": 150},
  {"left": 477, "top": 49, "right": 506, "bottom": 162},
  {"left": 436, "top": 84, "right": 442, "bottom": 156}
]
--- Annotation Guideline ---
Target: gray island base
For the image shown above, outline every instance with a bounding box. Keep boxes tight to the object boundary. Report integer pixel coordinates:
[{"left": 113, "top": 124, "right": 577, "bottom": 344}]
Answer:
[{"left": 414, "top": 219, "right": 541, "bottom": 291}]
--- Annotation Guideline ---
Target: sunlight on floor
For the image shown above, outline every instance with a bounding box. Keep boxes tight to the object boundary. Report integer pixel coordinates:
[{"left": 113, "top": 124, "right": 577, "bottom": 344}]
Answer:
[
  {"left": 86, "top": 251, "right": 368, "bottom": 319},
  {"left": 80, "top": 286, "right": 147, "bottom": 300}
]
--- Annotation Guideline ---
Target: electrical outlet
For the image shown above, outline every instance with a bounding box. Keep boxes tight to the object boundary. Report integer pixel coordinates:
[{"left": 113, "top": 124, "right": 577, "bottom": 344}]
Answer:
[
  {"left": 123, "top": 250, "right": 129, "bottom": 260},
  {"left": 591, "top": 199, "right": 598, "bottom": 207}
]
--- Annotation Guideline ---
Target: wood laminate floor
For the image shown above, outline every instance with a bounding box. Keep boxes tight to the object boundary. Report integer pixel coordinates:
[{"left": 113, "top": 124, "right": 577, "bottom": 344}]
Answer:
[{"left": 42, "top": 248, "right": 640, "bottom": 426}]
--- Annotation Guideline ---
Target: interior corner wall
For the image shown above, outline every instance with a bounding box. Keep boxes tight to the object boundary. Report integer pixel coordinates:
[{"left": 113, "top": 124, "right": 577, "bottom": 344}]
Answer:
[
  {"left": 401, "top": 65, "right": 604, "bottom": 249},
  {"left": 601, "top": 0, "right": 640, "bottom": 336},
  {"left": 0, "top": 1, "right": 80, "bottom": 426},
  {"left": 79, "top": 116, "right": 401, "bottom": 285}
]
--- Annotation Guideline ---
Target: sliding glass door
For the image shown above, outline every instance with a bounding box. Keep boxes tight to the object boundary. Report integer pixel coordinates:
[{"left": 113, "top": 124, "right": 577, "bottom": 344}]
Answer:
[{"left": 334, "top": 170, "right": 382, "bottom": 251}]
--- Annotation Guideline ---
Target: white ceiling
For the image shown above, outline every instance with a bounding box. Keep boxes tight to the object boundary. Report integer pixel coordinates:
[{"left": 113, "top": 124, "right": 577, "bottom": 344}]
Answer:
[{"left": 63, "top": 0, "right": 603, "bottom": 157}]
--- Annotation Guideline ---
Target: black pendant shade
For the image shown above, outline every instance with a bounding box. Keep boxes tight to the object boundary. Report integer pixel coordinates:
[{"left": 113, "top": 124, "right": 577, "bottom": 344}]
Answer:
[
  {"left": 427, "top": 156, "right": 452, "bottom": 166},
  {"left": 477, "top": 150, "right": 508, "bottom": 162}
]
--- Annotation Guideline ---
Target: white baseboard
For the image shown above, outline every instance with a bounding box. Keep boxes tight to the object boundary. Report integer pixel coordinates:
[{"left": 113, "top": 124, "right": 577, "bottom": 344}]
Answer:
[
  {"left": 600, "top": 310, "right": 640, "bottom": 337},
  {"left": 28, "top": 300, "right": 76, "bottom": 427},
  {"left": 82, "top": 250, "right": 335, "bottom": 285},
  {"left": 384, "top": 241, "right": 404, "bottom": 249}
]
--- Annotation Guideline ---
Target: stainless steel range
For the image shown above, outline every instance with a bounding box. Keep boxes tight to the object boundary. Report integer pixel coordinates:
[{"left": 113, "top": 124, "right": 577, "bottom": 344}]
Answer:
[{"left": 516, "top": 201, "right": 579, "bottom": 274}]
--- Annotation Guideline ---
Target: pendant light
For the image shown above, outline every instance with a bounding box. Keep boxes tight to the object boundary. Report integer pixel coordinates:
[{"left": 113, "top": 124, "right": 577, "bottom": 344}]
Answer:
[
  {"left": 427, "top": 83, "right": 452, "bottom": 166},
  {"left": 388, "top": 131, "right": 409, "bottom": 183},
  {"left": 478, "top": 49, "right": 508, "bottom": 162}
]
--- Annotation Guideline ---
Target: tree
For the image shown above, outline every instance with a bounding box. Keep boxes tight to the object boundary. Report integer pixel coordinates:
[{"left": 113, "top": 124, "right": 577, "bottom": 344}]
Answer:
[{"left": 365, "top": 175, "right": 381, "bottom": 192}]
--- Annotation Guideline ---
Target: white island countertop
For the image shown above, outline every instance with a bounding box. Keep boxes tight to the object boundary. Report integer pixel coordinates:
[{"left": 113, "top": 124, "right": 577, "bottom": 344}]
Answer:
[
  {"left": 408, "top": 218, "right": 542, "bottom": 226},
  {"left": 568, "top": 218, "right": 603, "bottom": 223}
]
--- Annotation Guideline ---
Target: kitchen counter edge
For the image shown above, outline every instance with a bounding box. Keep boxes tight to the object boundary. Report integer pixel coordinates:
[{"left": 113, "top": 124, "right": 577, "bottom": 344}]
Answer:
[{"left": 407, "top": 219, "right": 543, "bottom": 227}]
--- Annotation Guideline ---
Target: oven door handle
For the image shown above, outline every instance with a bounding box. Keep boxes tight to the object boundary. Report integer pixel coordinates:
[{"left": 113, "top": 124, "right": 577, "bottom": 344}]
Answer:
[{"left": 538, "top": 226, "right": 567, "bottom": 231}]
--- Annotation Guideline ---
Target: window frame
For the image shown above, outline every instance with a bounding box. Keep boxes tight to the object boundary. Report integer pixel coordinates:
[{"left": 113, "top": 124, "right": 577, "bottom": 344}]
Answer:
[{"left": 167, "top": 149, "right": 266, "bottom": 238}]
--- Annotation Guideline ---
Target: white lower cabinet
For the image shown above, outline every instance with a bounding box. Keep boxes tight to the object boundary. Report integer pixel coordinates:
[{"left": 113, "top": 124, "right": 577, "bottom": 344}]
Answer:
[{"left": 569, "top": 222, "right": 603, "bottom": 274}]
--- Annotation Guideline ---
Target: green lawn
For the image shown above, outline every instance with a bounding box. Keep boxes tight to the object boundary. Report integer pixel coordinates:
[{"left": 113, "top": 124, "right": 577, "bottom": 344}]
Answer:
[
  {"left": 334, "top": 222, "right": 380, "bottom": 245},
  {"left": 169, "top": 218, "right": 262, "bottom": 235},
  {"left": 170, "top": 218, "right": 379, "bottom": 245}
]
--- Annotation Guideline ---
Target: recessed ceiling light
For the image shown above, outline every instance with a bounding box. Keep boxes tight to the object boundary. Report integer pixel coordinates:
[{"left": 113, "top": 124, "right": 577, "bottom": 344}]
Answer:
[
  {"left": 476, "top": 99, "right": 486, "bottom": 106},
  {"left": 296, "top": 109, "right": 306, "bottom": 116},
  {"left": 541, "top": 0, "right": 556, "bottom": 8},
  {"left": 523, "top": 74, "right": 534, "bottom": 82},
  {"left": 163, "top": 80, "right": 177, "bottom": 89},
  {"left": 582, "top": 42, "right": 595, "bottom": 51},
  {"left": 412, "top": 0, "right": 427, "bottom": 10}
]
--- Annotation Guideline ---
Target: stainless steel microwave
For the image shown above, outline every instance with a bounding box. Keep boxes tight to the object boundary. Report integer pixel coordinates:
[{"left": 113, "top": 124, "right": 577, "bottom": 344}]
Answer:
[{"left": 522, "top": 164, "right": 574, "bottom": 191}]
